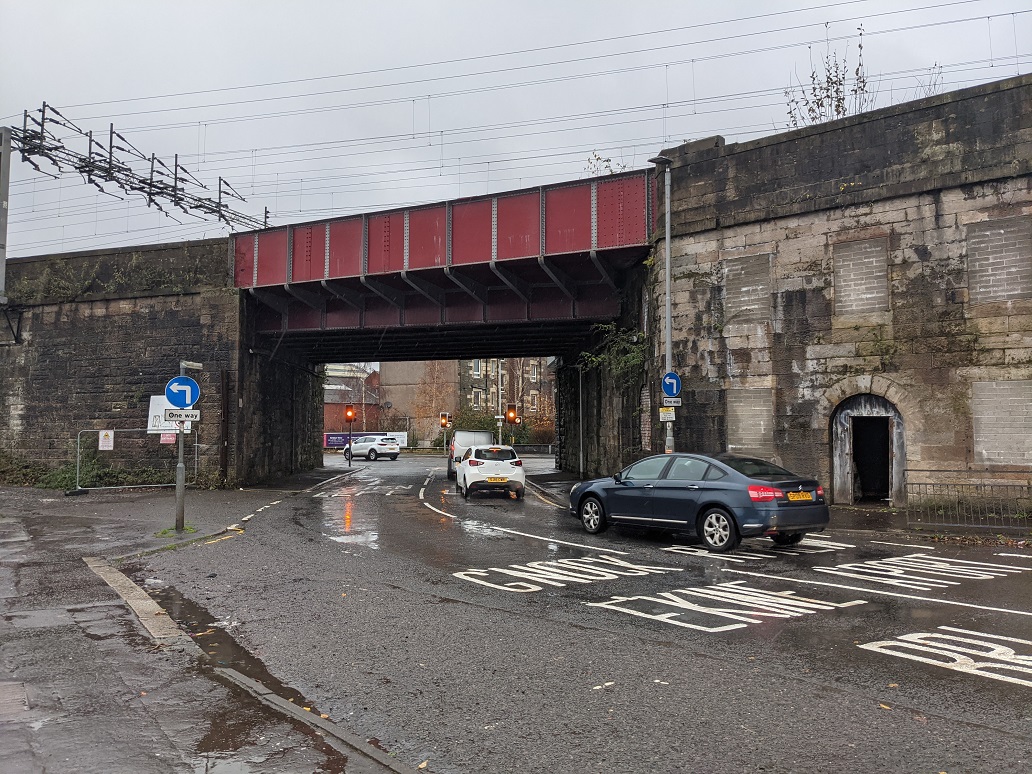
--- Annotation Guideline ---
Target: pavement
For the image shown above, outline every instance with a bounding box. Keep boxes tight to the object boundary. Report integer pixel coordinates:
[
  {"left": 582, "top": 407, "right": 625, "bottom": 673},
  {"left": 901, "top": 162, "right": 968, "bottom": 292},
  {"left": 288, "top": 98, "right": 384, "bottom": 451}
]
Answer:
[{"left": 0, "top": 459, "right": 1010, "bottom": 773}]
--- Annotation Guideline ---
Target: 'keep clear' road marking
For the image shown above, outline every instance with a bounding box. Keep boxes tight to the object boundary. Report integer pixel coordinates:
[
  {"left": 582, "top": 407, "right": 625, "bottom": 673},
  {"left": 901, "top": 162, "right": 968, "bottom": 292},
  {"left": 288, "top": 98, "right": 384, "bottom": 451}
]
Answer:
[
  {"left": 454, "top": 555, "right": 678, "bottom": 592},
  {"left": 663, "top": 537, "right": 853, "bottom": 563},
  {"left": 859, "top": 626, "right": 1032, "bottom": 688},
  {"left": 585, "top": 580, "right": 866, "bottom": 633},
  {"left": 722, "top": 553, "right": 1032, "bottom": 617}
]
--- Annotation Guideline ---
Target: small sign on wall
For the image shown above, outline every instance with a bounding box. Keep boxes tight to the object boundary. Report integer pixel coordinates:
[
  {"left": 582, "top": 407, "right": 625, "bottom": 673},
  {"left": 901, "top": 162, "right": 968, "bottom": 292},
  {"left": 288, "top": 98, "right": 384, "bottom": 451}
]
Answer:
[
  {"left": 159, "top": 433, "right": 177, "bottom": 445},
  {"left": 98, "top": 430, "right": 114, "bottom": 451}
]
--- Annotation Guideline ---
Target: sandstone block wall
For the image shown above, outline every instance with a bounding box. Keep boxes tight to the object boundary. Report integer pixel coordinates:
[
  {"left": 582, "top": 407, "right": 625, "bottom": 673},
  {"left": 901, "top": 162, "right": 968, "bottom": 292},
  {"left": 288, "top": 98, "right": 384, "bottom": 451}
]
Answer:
[{"left": 644, "top": 74, "right": 1032, "bottom": 498}]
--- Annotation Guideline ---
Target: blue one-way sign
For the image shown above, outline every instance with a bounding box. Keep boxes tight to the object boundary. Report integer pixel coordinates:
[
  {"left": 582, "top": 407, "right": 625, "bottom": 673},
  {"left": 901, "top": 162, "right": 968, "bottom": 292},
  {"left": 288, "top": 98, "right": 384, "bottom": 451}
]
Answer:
[
  {"left": 661, "top": 371, "right": 681, "bottom": 398},
  {"left": 165, "top": 376, "right": 200, "bottom": 408}
]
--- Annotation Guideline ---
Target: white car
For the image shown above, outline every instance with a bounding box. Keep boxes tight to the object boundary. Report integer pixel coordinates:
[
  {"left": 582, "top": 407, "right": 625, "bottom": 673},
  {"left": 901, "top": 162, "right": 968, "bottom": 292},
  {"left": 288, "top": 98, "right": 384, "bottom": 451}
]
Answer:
[
  {"left": 456, "top": 445, "right": 526, "bottom": 499},
  {"left": 344, "top": 435, "right": 400, "bottom": 461}
]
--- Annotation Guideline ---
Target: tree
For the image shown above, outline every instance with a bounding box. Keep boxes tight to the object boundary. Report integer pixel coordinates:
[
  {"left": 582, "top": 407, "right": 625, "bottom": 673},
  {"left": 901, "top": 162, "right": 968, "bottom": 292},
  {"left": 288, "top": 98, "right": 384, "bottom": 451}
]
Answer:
[
  {"left": 785, "top": 26, "right": 874, "bottom": 128},
  {"left": 411, "top": 361, "right": 457, "bottom": 445}
]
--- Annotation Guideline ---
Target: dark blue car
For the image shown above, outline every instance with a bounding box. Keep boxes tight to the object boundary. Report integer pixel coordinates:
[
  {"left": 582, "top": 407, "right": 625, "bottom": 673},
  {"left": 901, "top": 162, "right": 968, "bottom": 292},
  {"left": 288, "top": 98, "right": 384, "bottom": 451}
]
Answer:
[{"left": 568, "top": 453, "right": 830, "bottom": 552}]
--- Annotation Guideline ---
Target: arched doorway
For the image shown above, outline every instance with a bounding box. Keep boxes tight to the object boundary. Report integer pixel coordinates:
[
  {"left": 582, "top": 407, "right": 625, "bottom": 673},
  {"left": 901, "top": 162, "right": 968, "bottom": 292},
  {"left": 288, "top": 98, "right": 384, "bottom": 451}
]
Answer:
[{"left": 830, "top": 394, "right": 905, "bottom": 505}]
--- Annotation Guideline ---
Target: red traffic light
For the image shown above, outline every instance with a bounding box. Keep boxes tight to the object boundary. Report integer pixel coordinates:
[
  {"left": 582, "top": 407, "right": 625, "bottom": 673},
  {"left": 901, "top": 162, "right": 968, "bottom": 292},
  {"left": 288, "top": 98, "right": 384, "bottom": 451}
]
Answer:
[
  {"left": 344, "top": 404, "right": 356, "bottom": 422},
  {"left": 505, "top": 403, "right": 518, "bottom": 423},
  {"left": 440, "top": 412, "right": 451, "bottom": 428}
]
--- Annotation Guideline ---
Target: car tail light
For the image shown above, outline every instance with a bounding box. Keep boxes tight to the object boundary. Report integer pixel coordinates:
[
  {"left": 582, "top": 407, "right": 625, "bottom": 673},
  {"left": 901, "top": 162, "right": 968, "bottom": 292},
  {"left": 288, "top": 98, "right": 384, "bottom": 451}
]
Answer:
[
  {"left": 748, "top": 485, "right": 784, "bottom": 502},
  {"left": 816, "top": 485, "right": 825, "bottom": 497},
  {"left": 510, "top": 460, "right": 523, "bottom": 467},
  {"left": 467, "top": 459, "right": 482, "bottom": 466}
]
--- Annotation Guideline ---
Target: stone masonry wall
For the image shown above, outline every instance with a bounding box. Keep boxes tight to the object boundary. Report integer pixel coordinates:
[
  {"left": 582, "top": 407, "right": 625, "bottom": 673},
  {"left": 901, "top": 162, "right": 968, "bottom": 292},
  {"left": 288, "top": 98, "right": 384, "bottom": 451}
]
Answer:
[
  {"left": 1, "top": 239, "right": 321, "bottom": 485},
  {"left": 648, "top": 74, "right": 1032, "bottom": 497}
]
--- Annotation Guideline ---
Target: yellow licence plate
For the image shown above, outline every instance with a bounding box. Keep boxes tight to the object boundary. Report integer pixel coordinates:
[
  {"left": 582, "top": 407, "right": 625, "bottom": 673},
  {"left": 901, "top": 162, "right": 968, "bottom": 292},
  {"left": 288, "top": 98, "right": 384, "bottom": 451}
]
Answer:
[
  {"left": 486, "top": 477, "right": 508, "bottom": 483},
  {"left": 787, "top": 491, "right": 813, "bottom": 502}
]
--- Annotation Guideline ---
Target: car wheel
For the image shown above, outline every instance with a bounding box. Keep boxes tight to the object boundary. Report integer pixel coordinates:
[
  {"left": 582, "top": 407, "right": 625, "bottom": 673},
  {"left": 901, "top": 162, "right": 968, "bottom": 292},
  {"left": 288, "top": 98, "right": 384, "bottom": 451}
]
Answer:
[
  {"left": 579, "top": 496, "right": 608, "bottom": 534},
  {"left": 462, "top": 479, "right": 470, "bottom": 499},
  {"left": 389, "top": 455, "right": 398, "bottom": 461},
  {"left": 515, "top": 487, "right": 525, "bottom": 500},
  {"left": 771, "top": 532, "right": 805, "bottom": 547},
  {"left": 367, "top": 449, "right": 378, "bottom": 461},
  {"left": 698, "top": 508, "right": 740, "bottom": 552},
  {"left": 343, "top": 449, "right": 351, "bottom": 461}
]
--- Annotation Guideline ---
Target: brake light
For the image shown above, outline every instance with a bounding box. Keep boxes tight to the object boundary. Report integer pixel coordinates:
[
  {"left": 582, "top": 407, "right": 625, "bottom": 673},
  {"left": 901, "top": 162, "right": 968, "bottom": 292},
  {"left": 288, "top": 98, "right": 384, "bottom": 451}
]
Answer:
[
  {"left": 467, "top": 459, "right": 482, "bottom": 466},
  {"left": 816, "top": 485, "right": 825, "bottom": 497},
  {"left": 748, "top": 485, "right": 784, "bottom": 502},
  {"left": 510, "top": 460, "right": 523, "bottom": 467}
]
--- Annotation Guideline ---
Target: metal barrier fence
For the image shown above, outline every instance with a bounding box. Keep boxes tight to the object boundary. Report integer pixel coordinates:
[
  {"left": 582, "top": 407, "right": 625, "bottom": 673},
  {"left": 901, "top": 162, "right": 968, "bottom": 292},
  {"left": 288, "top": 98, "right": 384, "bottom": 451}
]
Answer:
[
  {"left": 74, "top": 428, "right": 199, "bottom": 492},
  {"left": 905, "top": 481, "right": 1032, "bottom": 531}
]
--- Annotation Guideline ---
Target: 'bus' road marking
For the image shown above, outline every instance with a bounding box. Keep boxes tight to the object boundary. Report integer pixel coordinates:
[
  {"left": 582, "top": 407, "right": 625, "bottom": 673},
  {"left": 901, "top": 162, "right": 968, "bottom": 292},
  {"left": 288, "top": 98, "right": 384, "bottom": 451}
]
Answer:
[
  {"left": 859, "top": 626, "right": 1032, "bottom": 688},
  {"left": 721, "top": 569, "right": 1032, "bottom": 617}
]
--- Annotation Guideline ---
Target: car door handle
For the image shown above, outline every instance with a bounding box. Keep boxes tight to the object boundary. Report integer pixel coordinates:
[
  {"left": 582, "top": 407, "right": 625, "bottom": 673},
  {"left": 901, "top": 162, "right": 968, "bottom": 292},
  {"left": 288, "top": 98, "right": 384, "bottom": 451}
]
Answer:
[
  {"left": 685, "top": 485, "right": 700, "bottom": 490},
  {"left": 644, "top": 484, "right": 655, "bottom": 489}
]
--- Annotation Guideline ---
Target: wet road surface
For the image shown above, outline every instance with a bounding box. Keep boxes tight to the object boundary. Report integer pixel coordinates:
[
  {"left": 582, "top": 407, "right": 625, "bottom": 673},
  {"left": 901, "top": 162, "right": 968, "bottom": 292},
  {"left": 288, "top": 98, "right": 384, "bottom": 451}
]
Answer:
[{"left": 129, "top": 454, "right": 1032, "bottom": 773}]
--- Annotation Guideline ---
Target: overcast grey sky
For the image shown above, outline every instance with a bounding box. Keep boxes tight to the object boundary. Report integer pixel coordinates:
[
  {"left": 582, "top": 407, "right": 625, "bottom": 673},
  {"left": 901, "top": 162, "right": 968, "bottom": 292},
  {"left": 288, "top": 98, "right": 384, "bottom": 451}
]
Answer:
[{"left": 2, "top": 0, "right": 1029, "bottom": 258}]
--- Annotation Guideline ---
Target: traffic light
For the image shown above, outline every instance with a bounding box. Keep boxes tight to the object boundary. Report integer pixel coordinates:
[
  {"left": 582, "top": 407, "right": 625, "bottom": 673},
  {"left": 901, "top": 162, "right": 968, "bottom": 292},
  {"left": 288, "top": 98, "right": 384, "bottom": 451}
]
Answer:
[
  {"left": 505, "top": 403, "right": 518, "bottom": 424},
  {"left": 440, "top": 412, "right": 451, "bottom": 428},
  {"left": 344, "top": 404, "right": 356, "bottom": 423}
]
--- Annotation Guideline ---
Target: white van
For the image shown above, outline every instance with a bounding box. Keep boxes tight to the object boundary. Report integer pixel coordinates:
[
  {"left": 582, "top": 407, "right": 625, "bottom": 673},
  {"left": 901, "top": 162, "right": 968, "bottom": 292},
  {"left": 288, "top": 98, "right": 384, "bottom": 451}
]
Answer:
[{"left": 447, "top": 429, "right": 495, "bottom": 479}]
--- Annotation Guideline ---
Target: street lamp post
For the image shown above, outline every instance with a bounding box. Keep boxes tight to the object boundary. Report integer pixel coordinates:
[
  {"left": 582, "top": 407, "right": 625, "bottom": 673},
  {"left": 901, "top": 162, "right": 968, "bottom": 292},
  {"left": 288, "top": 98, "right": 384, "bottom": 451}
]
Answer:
[{"left": 649, "top": 155, "right": 675, "bottom": 454}]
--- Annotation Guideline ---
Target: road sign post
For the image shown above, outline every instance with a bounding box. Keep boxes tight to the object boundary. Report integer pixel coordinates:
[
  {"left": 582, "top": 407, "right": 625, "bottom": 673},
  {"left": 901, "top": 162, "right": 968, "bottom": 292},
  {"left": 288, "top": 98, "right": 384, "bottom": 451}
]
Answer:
[
  {"left": 167, "top": 364, "right": 202, "bottom": 532},
  {"left": 661, "top": 372, "right": 681, "bottom": 454}
]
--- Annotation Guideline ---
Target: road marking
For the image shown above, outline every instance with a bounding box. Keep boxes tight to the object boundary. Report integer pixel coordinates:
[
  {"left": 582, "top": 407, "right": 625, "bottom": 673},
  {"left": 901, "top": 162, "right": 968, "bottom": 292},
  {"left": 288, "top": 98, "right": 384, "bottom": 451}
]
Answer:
[
  {"left": 456, "top": 555, "right": 678, "bottom": 592},
  {"left": 419, "top": 488, "right": 426, "bottom": 498},
  {"left": 586, "top": 581, "right": 866, "bottom": 632},
  {"left": 800, "top": 536, "right": 856, "bottom": 549},
  {"left": 721, "top": 569, "right": 1032, "bottom": 617},
  {"left": 421, "top": 503, "right": 628, "bottom": 554},
  {"left": 995, "top": 554, "right": 1032, "bottom": 566},
  {"left": 869, "top": 541, "right": 934, "bottom": 549},
  {"left": 858, "top": 626, "right": 1032, "bottom": 688}
]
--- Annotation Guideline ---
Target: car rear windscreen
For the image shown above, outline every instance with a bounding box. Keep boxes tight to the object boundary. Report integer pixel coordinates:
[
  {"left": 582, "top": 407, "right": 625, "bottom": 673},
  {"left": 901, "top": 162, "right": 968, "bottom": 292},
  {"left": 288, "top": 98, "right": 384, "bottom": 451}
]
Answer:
[
  {"left": 720, "top": 457, "right": 794, "bottom": 477},
  {"left": 475, "top": 448, "right": 517, "bottom": 461}
]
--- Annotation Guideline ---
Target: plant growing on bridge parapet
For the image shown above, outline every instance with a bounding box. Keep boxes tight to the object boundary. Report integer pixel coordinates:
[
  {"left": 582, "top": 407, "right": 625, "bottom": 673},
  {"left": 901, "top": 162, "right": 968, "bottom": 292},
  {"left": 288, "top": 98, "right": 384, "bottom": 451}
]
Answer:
[
  {"left": 578, "top": 323, "right": 646, "bottom": 380},
  {"left": 785, "top": 25, "right": 875, "bottom": 128}
]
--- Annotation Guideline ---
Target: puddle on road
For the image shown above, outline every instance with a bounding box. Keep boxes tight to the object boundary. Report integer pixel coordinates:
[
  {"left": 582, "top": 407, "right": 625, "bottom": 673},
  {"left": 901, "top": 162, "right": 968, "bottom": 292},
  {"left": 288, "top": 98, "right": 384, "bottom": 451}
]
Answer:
[{"left": 143, "top": 583, "right": 354, "bottom": 773}]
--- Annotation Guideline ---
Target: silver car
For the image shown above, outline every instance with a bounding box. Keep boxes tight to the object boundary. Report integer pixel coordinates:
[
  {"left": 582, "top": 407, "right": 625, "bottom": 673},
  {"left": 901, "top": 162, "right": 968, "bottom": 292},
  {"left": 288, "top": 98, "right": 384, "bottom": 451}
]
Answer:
[{"left": 344, "top": 435, "right": 400, "bottom": 461}]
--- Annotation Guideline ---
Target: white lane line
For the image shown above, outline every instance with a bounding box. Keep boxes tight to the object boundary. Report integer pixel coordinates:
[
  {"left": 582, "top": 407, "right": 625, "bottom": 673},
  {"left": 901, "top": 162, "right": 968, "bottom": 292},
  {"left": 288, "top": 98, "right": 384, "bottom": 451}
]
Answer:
[
  {"left": 870, "top": 541, "right": 935, "bottom": 549},
  {"left": 424, "top": 502, "right": 453, "bottom": 517},
  {"left": 720, "top": 568, "right": 1032, "bottom": 617},
  {"left": 938, "top": 626, "right": 1032, "bottom": 645},
  {"left": 420, "top": 503, "right": 627, "bottom": 554},
  {"left": 995, "top": 554, "right": 1032, "bottom": 565},
  {"left": 418, "top": 488, "right": 426, "bottom": 498}
]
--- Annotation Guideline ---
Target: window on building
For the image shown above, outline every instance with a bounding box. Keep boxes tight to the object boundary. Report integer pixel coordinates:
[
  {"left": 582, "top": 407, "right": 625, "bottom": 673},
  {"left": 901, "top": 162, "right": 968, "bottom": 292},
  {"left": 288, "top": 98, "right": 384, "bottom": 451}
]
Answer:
[
  {"left": 833, "top": 239, "right": 890, "bottom": 315},
  {"left": 472, "top": 359, "right": 482, "bottom": 378},
  {"left": 972, "top": 380, "right": 1032, "bottom": 465},
  {"left": 530, "top": 391, "right": 539, "bottom": 412},
  {"left": 530, "top": 362, "right": 539, "bottom": 381},
  {"left": 472, "top": 388, "right": 483, "bottom": 409},
  {"left": 967, "top": 218, "right": 1032, "bottom": 303},
  {"left": 723, "top": 253, "right": 772, "bottom": 325}
]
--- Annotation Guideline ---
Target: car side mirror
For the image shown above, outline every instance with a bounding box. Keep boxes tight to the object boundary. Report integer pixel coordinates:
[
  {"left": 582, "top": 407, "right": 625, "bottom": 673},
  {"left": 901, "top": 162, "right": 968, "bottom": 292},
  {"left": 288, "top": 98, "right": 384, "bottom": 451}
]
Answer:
[{"left": 613, "top": 472, "right": 622, "bottom": 483}]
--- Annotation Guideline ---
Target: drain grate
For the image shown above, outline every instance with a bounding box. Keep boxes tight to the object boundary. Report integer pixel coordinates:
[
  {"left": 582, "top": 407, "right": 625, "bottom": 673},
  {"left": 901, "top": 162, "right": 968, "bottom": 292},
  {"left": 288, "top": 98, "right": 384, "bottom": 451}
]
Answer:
[{"left": 0, "top": 682, "right": 28, "bottom": 720}]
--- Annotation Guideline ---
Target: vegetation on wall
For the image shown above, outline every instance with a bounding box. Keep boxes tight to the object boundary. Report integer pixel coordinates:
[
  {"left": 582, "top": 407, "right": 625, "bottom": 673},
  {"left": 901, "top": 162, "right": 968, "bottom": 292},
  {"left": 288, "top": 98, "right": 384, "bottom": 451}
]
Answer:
[{"left": 577, "top": 323, "right": 647, "bottom": 380}]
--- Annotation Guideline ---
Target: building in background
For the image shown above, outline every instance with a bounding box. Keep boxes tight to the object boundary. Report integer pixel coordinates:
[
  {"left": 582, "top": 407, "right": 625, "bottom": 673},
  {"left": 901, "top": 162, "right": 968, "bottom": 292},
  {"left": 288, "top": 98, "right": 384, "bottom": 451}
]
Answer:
[
  {"left": 323, "top": 364, "right": 381, "bottom": 433},
  {"left": 376, "top": 358, "right": 555, "bottom": 445}
]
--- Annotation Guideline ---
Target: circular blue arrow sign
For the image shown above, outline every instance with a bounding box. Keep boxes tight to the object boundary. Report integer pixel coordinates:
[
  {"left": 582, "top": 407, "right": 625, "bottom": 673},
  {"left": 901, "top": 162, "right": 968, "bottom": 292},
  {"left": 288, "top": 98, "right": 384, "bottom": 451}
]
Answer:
[
  {"left": 661, "top": 371, "right": 681, "bottom": 398},
  {"left": 165, "top": 376, "right": 200, "bottom": 408}
]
